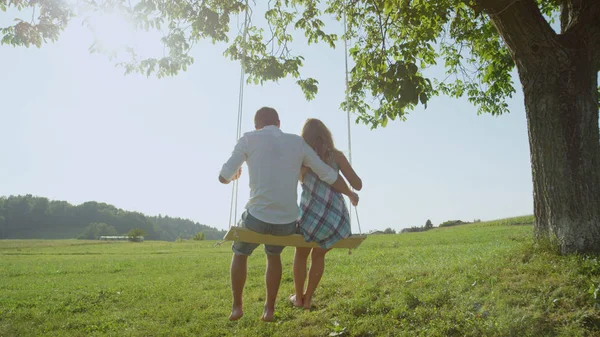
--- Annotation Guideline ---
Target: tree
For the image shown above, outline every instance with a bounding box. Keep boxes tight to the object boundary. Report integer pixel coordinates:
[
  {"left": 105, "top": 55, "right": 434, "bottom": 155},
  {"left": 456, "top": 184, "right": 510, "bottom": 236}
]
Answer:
[
  {"left": 0, "top": 215, "right": 5, "bottom": 239},
  {"left": 3, "top": 1, "right": 600, "bottom": 253},
  {"left": 383, "top": 227, "right": 396, "bottom": 234},
  {"left": 439, "top": 220, "right": 467, "bottom": 228},
  {"left": 78, "top": 222, "right": 118, "bottom": 240},
  {"left": 193, "top": 232, "right": 205, "bottom": 241},
  {"left": 425, "top": 219, "right": 433, "bottom": 230},
  {"left": 127, "top": 228, "right": 146, "bottom": 240}
]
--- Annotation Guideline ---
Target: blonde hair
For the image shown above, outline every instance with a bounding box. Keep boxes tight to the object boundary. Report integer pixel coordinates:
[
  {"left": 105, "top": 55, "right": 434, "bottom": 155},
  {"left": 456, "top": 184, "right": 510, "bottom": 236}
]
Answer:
[{"left": 301, "top": 118, "right": 337, "bottom": 166}]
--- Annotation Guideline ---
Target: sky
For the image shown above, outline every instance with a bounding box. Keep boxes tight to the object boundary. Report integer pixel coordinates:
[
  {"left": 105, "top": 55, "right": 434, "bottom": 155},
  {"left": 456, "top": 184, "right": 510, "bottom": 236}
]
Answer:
[{"left": 0, "top": 7, "right": 534, "bottom": 233}]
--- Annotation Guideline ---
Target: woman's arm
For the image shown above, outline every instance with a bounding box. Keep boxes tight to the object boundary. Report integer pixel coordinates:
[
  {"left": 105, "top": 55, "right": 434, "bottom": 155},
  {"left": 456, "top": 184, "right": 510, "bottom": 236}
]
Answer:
[
  {"left": 335, "top": 151, "right": 362, "bottom": 191},
  {"left": 329, "top": 176, "right": 359, "bottom": 206}
]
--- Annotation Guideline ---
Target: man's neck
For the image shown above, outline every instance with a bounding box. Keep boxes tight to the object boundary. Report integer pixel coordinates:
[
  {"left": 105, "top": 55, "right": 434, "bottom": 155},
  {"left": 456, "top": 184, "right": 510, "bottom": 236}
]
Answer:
[{"left": 259, "top": 125, "right": 279, "bottom": 130}]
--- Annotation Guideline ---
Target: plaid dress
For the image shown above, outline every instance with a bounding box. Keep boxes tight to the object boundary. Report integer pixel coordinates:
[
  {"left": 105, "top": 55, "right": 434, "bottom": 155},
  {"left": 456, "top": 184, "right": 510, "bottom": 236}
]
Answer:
[{"left": 298, "top": 153, "right": 351, "bottom": 249}]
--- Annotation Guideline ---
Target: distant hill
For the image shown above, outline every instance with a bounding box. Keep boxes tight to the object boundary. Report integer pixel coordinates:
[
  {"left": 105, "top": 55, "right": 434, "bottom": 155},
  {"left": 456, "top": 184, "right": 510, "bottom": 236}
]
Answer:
[{"left": 0, "top": 195, "right": 226, "bottom": 241}]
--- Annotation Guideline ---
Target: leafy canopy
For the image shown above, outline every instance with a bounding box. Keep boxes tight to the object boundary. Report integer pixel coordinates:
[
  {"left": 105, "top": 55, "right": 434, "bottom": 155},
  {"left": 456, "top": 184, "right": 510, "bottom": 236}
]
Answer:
[{"left": 1, "top": 0, "right": 566, "bottom": 128}]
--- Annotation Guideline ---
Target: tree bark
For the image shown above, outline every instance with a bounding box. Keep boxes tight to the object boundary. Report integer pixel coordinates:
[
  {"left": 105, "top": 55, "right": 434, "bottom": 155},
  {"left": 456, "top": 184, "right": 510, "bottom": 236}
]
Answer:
[
  {"left": 478, "top": 0, "right": 600, "bottom": 254},
  {"left": 522, "top": 52, "right": 600, "bottom": 254}
]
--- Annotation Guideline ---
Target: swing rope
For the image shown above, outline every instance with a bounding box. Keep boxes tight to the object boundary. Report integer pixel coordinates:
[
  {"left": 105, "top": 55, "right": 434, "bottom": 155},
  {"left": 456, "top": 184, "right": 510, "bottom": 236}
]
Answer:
[
  {"left": 228, "top": 2, "right": 250, "bottom": 229},
  {"left": 343, "top": 1, "right": 362, "bottom": 236}
]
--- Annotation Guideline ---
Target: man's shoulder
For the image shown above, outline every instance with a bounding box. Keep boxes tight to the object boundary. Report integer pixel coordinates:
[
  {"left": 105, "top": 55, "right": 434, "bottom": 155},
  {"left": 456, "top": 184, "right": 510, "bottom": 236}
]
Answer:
[
  {"left": 240, "top": 129, "right": 264, "bottom": 140},
  {"left": 280, "top": 132, "right": 307, "bottom": 150},
  {"left": 280, "top": 131, "right": 303, "bottom": 141},
  {"left": 242, "top": 128, "right": 304, "bottom": 145},
  {"left": 255, "top": 128, "right": 303, "bottom": 142}
]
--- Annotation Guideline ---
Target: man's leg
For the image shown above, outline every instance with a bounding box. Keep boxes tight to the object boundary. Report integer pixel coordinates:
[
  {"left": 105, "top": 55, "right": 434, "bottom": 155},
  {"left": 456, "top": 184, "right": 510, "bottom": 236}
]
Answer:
[
  {"left": 230, "top": 233, "right": 258, "bottom": 321},
  {"left": 259, "top": 219, "right": 296, "bottom": 322},
  {"left": 261, "top": 254, "right": 282, "bottom": 322},
  {"left": 229, "top": 253, "right": 248, "bottom": 320}
]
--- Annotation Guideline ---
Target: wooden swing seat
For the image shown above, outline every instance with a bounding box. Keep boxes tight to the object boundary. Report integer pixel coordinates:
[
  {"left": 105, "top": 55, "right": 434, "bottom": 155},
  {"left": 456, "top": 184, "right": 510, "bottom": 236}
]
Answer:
[{"left": 223, "top": 226, "right": 367, "bottom": 249}]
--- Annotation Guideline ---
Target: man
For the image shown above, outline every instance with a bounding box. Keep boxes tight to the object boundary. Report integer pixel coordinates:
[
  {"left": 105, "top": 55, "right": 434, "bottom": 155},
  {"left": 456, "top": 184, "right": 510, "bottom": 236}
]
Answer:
[{"left": 219, "top": 107, "right": 358, "bottom": 322}]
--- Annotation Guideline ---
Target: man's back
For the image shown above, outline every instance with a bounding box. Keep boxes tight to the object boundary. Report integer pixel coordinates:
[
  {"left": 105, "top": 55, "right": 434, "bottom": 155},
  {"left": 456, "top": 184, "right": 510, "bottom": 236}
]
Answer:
[
  {"left": 244, "top": 126, "right": 305, "bottom": 224},
  {"left": 220, "top": 125, "right": 337, "bottom": 225}
]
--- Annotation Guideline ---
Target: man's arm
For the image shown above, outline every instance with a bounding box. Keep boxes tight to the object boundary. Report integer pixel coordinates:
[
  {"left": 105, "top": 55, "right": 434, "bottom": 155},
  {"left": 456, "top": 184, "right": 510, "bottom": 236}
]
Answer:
[
  {"left": 329, "top": 175, "right": 359, "bottom": 206},
  {"left": 219, "top": 167, "right": 242, "bottom": 184},
  {"left": 302, "top": 140, "right": 358, "bottom": 204},
  {"left": 219, "top": 137, "right": 247, "bottom": 184},
  {"left": 330, "top": 176, "right": 353, "bottom": 196}
]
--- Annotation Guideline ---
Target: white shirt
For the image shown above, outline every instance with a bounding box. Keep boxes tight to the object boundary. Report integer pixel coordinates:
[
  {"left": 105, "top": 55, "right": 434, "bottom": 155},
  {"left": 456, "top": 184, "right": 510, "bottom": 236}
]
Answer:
[{"left": 220, "top": 125, "right": 338, "bottom": 224}]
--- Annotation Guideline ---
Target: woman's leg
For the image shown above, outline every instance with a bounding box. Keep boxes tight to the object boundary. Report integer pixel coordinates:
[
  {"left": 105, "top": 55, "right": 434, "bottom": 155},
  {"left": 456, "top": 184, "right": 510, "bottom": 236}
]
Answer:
[
  {"left": 292, "top": 247, "right": 312, "bottom": 307},
  {"left": 303, "top": 247, "right": 331, "bottom": 309}
]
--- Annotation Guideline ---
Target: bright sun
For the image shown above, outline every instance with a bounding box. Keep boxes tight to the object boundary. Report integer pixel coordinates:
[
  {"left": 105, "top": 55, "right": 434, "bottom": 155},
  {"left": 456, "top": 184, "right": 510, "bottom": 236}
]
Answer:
[{"left": 85, "top": 11, "right": 136, "bottom": 53}]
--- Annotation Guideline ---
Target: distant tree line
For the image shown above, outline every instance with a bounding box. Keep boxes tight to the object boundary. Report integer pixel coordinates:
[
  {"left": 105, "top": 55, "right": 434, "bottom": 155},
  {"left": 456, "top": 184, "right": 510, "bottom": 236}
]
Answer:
[
  {"left": 438, "top": 220, "right": 469, "bottom": 227},
  {"left": 401, "top": 219, "right": 483, "bottom": 233},
  {"left": 369, "top": 227, "right": 398, "bottom": 235},
  {"left": 401, "top": 219, "right": 435, "bottom": 233},
  {"left": 0, "top": 195, "right": 226, "bottom": 241}
]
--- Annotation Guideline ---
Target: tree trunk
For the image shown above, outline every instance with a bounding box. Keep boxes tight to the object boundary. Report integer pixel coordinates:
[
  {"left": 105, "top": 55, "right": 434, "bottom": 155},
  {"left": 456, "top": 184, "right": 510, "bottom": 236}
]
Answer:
[
  {"left": 519, "top": 49, "right": 600, "bottom": 254},
  {"left": 480, "top": 0, "right": 600, "bottom": 254}
]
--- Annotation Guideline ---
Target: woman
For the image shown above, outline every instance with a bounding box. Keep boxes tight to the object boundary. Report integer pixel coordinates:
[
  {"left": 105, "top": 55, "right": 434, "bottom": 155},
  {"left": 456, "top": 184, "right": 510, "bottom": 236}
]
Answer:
[{"left": 291, "top": 118, "right": 363, "bottom": 310}]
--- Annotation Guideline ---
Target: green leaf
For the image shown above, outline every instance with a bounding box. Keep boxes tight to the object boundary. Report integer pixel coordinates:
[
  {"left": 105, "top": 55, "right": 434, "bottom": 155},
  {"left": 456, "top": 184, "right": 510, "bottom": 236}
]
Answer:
[{"left": 0, "top": 0, "right": 538, "bottom": 129}]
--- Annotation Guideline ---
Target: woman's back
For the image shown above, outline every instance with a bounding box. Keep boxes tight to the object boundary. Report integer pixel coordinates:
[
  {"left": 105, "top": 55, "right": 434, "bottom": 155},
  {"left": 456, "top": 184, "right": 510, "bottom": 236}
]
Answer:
[{"left": 298, "top": 150, "right": 351, "bottom": 249}]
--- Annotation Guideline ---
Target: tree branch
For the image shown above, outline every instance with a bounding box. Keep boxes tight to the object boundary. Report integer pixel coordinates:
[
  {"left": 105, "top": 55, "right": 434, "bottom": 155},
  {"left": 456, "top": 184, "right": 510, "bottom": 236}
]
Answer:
[
  {"left": 470, "top": 0, "right": 559, "bottom": 71},
  {"left": 561, "top": 0, "right": 600, "bottom": 68},
  {"left": 560, "top": 0, "right": 584, "bottom": 33},
  {"left": 371, "top": 0, "right": 389, "bottom": 60}
]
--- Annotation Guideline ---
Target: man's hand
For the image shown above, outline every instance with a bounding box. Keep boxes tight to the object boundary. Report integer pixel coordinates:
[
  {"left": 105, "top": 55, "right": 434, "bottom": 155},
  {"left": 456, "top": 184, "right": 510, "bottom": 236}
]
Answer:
[
  {"left": 231, "top": 167, "right": 242, "bottom": 181},
  {"left": 348, "top": 191, "right": 359, "bottom": 206},
  {"left": 219, "top": 167, "right": 242, "bottom": 184}
]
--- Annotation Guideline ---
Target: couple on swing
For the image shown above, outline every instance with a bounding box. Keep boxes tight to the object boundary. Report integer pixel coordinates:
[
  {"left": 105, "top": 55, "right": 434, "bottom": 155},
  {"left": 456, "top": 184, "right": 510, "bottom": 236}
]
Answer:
[{"left": 218, "top": 107, "right": 363, "bottom": 321}]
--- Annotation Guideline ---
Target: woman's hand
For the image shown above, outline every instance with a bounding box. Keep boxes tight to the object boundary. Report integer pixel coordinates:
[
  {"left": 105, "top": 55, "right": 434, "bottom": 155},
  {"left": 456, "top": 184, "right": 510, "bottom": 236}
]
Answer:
[{"left": 348, "top": 191, "right": 359, "bottom": 206}]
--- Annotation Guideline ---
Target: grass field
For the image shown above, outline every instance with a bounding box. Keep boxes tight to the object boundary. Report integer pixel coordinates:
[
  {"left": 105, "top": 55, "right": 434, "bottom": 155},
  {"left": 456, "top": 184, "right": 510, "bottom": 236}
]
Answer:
[{"left": 2, "top": 217, "right": 600, "bottom": 337}]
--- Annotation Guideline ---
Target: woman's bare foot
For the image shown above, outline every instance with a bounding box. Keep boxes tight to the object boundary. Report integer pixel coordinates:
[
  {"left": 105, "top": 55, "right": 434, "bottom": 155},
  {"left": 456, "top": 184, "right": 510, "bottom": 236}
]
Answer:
[
  {"left": 302, "top": 295, "right": 312, "bottom": 310},
  {"left": 289, "top": 294, "right": 303, "bottom": 307},
  {"left": 260, "top": 307, "right": 275, "bottom": 322},
  {"left": 229, "top": 306, "right": 243, "bottom": 321}
]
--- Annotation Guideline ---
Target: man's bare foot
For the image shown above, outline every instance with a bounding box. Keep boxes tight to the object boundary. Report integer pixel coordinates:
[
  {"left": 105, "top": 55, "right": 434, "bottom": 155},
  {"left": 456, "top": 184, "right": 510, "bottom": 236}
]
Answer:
[
  {"left": 289, "top": 294, "right": 303, "bottom": 307},
  {"left": 260, "top": 307, "right": 275, "bottom": 322},
  {"left": 229, "top": 307, "right": 243, "bottom": 321}
]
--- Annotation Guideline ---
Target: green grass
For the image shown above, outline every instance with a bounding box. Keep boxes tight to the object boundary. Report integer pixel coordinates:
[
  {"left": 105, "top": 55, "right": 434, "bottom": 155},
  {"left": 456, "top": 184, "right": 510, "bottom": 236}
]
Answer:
[
  {"left": 478, "top": 215, "right": 535, "bottom": 227},
  {"left": 1, "top": 217, "right": 600, "bottom": 337}
]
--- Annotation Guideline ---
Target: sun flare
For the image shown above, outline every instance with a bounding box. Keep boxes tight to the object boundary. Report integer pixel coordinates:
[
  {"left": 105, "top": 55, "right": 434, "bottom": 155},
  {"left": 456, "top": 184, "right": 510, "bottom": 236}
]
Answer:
[{"left": 85, "top": 11, "right": 135, "bottom": 53}]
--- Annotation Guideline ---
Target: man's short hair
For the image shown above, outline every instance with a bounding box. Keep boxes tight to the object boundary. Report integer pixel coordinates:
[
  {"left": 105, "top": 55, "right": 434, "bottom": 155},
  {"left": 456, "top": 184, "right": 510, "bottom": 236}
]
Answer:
[{"left": 254, "top": 107, "right": 280, "bottom": 129}]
